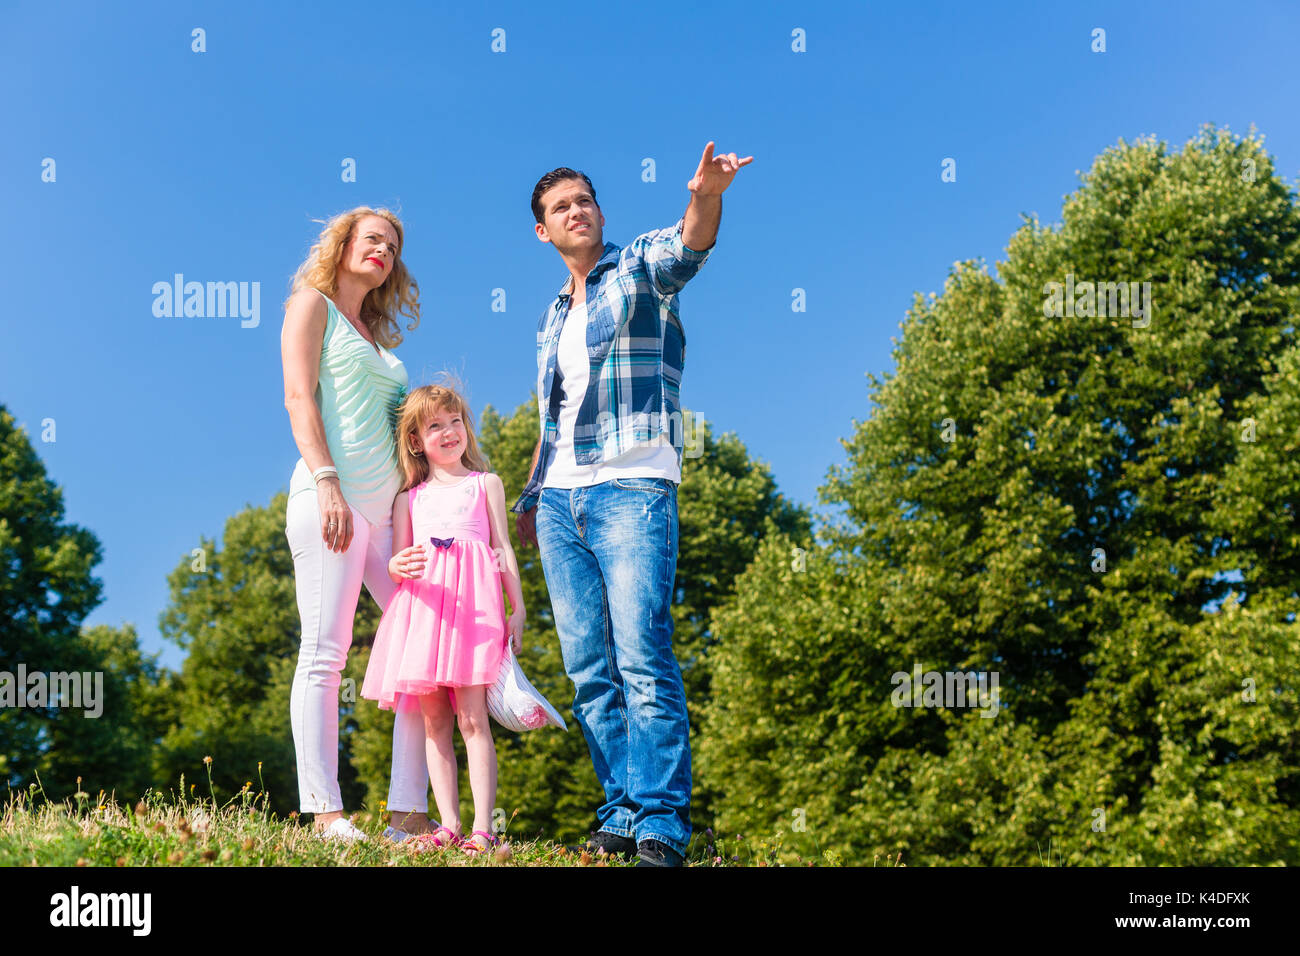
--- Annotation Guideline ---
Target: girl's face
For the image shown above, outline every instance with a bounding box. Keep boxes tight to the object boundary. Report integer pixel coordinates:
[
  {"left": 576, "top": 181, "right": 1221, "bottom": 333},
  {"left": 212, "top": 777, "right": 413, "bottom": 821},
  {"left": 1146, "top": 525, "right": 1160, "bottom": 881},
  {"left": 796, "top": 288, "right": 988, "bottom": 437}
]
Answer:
[{"left": 418, "top": 406, "right": 468, "bottom": 469}]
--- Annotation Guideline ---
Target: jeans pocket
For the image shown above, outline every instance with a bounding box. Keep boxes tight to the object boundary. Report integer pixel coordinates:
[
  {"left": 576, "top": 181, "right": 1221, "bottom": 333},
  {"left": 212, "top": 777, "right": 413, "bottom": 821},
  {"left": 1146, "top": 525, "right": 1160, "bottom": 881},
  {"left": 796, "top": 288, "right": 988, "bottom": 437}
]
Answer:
[{"left": 611, "top": 477, "right": 673, "bottom": 496}]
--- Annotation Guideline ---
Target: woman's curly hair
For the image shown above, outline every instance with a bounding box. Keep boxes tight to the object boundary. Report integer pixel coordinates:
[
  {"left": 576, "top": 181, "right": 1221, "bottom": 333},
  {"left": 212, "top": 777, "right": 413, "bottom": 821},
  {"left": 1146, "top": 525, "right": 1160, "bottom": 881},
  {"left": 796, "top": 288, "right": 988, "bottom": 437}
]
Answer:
[{"left": 285, "top": 206, "right": 420, "bottom": 349}]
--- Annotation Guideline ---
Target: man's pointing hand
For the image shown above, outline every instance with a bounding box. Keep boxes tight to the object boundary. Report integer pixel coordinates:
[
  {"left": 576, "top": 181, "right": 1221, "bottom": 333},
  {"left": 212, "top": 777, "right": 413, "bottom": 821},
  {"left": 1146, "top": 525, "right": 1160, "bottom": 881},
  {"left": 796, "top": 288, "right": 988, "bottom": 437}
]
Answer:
[{"left": 687, "top": 141, "right": 753, "bottom": 196}]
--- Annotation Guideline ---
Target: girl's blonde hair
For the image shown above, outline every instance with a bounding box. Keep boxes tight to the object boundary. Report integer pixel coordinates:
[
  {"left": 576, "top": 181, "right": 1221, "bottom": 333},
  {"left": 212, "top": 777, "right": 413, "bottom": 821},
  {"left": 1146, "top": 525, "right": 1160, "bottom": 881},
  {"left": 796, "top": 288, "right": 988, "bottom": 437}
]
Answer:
[
  {"left": 285, "top": 206, "right": 420, "bottom": 349},
  {"left": 395, "top": 380, "right": 491, "bottom": 491}
]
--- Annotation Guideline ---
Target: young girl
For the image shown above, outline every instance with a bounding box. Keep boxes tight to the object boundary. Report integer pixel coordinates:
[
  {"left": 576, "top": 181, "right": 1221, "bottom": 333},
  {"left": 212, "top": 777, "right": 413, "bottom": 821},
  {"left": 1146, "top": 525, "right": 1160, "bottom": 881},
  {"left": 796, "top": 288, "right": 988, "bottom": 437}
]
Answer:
[{"left": 360, "top": 382, "right": 525, "bottom": 856}]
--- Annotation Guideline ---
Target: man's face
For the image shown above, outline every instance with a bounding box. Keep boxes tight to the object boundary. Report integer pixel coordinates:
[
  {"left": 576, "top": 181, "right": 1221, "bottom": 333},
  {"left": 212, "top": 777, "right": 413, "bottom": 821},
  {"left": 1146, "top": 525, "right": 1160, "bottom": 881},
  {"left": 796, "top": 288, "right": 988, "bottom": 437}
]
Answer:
[{"left": 535, "top": 178, "right": 605, "bottom": 256}]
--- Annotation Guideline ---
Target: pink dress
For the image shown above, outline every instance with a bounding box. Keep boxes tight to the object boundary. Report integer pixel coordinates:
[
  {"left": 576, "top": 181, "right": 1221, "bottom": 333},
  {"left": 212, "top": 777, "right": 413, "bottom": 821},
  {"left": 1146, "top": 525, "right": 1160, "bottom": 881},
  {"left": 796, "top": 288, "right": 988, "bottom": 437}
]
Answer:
[{"left": 361, "top": 471, "right": 506, "bottom": 711}]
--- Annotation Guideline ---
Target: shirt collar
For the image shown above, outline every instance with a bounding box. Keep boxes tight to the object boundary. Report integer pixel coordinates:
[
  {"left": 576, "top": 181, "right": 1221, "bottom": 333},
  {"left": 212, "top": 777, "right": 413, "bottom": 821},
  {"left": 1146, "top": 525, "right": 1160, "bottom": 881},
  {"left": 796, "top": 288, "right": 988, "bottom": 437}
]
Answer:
[{"left": 557, "top": 242, "right": 620, "bottom": 300}]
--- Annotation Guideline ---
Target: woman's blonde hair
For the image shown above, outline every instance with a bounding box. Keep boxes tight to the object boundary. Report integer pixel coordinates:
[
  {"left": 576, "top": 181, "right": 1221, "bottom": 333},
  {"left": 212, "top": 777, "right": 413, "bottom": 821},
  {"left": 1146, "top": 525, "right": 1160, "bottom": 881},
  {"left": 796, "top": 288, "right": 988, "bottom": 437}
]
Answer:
[
  {"left": 285, "top": 206, "right": 420, "bottom": 349},
  {"left": 395, "top": 379, "right": 491, "bottom": 491}
]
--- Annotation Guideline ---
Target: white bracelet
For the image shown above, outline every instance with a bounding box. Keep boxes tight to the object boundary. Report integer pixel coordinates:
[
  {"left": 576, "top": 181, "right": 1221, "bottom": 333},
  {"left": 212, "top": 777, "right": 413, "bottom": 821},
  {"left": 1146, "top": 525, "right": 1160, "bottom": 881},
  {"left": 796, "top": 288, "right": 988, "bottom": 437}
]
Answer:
[{"left": 312, "top": 466, "right": 340, "bottom": 483}]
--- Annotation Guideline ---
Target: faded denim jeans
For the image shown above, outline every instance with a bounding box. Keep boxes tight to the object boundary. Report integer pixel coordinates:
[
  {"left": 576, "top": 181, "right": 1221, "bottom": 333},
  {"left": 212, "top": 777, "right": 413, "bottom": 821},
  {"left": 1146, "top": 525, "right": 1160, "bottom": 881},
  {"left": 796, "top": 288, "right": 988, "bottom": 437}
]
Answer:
[{"left": 536, "top": 476, "right": 691, "bottom": 855}]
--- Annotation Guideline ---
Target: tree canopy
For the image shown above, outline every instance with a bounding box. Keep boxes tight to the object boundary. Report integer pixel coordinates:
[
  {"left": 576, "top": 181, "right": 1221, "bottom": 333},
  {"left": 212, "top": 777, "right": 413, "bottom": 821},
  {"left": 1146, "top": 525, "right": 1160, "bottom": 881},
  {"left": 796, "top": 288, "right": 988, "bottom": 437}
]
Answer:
[{"left": 699, "top": 125, "right": 1300, "bottom": 865}]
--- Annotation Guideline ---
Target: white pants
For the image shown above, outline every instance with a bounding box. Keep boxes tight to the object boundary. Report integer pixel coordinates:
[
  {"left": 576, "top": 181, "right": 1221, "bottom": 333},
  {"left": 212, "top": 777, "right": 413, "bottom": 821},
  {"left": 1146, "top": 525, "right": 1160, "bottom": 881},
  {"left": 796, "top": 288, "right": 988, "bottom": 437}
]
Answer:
[{"left": 286, "top": 460, "right": 429, "bottom": 813}]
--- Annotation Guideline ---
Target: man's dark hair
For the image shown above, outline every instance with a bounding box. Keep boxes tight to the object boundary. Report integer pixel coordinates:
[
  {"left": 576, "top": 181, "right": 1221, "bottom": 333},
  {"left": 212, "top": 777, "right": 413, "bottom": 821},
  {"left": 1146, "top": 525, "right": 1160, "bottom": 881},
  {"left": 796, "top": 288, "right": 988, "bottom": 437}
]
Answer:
[{"left": 531, "top": 168, "right": 598, "bottom": 224}]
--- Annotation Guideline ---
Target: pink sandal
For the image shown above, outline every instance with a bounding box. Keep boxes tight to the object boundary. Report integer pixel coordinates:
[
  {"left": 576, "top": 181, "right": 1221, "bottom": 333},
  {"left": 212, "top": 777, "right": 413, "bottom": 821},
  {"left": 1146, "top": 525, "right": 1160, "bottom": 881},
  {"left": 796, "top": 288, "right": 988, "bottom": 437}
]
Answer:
[
  {"left": 412, "top": 824, "right": 462, "bottom": 851},
  {"left": 461, "top": 829, "right": 500, "bottom": 857}
]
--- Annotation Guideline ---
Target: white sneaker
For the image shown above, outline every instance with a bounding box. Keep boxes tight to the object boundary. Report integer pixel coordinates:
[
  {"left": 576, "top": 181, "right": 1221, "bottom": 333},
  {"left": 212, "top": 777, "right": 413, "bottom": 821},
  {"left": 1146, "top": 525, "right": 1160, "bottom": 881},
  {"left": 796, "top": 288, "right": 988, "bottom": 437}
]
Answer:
[
  {"left": 321, "top": 817, "right": 368, "bottom": 843},
  {"left": 382, "top": 826, "right": 414, "bottom": 844}
]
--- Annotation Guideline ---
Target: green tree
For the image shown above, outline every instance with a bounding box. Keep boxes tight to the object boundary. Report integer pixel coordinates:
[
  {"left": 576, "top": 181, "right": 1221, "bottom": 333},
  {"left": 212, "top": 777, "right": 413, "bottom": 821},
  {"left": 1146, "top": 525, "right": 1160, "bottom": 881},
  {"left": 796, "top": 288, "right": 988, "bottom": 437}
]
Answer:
[
  {"left": 157, "top": 494, "right": 321, "bottom": 811},
  {"left": 75, "top": 623, "right": 180, "bottom": 802},
  {"left": 1, "top": 405, "right": 102, "bottom": 791},
  {"left": 0, "top": 406, "right": 174, "bottom": 801},
  {"left": 701, "top": 125, "right": 1300, "bottom": 865}
]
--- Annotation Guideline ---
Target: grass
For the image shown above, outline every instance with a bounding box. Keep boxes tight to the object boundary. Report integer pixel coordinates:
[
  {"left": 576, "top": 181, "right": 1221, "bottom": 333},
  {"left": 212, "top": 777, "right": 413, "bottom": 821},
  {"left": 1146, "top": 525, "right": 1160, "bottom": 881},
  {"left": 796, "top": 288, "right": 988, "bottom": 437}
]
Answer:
[{"left": 0, "top": 770, "right": 839, "bottom": 867}]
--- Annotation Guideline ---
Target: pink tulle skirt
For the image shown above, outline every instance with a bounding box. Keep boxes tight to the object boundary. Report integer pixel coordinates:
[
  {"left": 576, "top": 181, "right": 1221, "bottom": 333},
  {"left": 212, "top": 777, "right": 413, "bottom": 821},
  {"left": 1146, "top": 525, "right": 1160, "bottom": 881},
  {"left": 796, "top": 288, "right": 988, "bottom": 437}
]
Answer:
[{"left": 361, "top": 539, "right": 506, "bottom": 711}]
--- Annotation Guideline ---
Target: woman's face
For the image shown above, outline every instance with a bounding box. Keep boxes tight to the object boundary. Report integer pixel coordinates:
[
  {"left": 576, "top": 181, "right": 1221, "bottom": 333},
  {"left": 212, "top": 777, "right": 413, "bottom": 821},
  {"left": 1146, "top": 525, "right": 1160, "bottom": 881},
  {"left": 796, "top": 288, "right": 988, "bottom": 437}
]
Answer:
[
  {"left": 418, "top": 406, "right": 469, "bottom": 468},
  {"left": 341, "top": 214, "right": 400, "bottom": 288}
]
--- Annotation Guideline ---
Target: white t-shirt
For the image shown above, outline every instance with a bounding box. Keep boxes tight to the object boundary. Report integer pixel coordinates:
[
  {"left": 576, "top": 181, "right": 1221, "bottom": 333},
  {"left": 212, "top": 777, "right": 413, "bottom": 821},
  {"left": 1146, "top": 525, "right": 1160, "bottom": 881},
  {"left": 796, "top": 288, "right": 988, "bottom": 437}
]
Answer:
[{"left": 541, "top": 302, "right": 680, "bottom": 489}]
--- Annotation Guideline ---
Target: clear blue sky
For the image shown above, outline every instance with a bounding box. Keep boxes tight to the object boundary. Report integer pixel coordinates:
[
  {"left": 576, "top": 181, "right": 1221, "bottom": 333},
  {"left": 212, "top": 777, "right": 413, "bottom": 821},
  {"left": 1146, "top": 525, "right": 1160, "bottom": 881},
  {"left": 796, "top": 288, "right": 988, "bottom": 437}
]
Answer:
[{"left": 3, "top": 1, "right": 1297, "bottom": 670}]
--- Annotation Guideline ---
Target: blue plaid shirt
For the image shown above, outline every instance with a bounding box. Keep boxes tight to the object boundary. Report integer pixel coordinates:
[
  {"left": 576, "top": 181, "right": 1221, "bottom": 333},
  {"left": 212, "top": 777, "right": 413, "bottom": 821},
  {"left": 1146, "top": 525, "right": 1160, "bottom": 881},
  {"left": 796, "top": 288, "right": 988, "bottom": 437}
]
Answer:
[{"left": 511, "top": 217, "right": 712, "bottom": 514}]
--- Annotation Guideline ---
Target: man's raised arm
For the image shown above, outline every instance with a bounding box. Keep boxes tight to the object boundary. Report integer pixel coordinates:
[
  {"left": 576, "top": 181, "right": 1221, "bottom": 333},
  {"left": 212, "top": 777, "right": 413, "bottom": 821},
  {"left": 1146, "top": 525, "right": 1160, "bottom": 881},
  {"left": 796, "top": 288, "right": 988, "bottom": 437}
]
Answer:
[{"left": 682, "top": 141, "right": 753, "bottom": 253}]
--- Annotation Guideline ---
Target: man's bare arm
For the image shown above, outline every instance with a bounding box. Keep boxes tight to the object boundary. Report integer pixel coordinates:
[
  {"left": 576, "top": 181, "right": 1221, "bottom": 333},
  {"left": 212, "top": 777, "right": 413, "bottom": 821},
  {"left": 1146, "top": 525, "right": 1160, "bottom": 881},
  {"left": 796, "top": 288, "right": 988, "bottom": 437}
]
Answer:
[
  {"left": 514, "top": 436, "right": 543, "bottom": 547},
  {"left": 527, "top": 435, "right": 541, "bottom": 478}
]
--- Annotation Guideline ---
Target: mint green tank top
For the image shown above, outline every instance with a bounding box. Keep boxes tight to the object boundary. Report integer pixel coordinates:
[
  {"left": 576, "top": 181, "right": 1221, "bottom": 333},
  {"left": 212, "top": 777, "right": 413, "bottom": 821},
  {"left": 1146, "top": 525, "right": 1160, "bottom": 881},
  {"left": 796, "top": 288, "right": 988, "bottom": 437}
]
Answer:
[{"left": 308, "top": 289, "right": 409, "bottom": 526}]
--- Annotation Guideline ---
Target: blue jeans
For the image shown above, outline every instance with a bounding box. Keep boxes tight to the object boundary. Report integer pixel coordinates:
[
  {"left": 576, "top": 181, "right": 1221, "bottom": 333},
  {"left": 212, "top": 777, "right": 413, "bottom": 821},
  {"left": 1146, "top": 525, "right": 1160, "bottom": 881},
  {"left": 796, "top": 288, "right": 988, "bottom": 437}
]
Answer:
[{"left": 536, "top": 477, "right": 691, "bottom": 855}]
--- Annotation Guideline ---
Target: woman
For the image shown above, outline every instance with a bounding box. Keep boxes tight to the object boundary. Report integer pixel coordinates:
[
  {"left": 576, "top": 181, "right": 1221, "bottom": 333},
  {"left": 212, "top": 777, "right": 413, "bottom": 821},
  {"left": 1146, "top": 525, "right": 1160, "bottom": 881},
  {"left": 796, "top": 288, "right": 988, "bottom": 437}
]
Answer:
[{"left": 281, "top": 206, "right": 432, "bottom": 841}]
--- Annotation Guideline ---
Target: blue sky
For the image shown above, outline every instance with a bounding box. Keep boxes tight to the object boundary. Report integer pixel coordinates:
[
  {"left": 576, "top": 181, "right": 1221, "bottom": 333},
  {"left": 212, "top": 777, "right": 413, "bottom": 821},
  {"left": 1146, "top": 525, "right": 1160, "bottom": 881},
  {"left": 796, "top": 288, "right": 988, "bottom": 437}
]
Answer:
[{"left": 3, "top": 0, "right": 1297, "bottom": 670}]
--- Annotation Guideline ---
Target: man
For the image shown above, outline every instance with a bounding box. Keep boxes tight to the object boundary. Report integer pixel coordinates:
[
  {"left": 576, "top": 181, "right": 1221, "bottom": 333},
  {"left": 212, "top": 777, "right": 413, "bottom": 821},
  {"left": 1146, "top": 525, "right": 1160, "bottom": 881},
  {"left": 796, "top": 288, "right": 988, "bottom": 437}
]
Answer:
[{"left": 512, "top": 143, "right": 751, "bottom": 867}]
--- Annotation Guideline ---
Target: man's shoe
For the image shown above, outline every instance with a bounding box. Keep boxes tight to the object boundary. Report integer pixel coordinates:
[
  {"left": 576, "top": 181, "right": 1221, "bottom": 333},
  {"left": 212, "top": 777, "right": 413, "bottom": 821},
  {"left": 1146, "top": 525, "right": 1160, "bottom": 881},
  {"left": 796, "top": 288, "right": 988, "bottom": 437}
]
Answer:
[
  {"left": 634, "top": 838, "right": 684, "bottom": 867},
  {"left": 319, "top": 816, "right": 367, "bottom": 843},
  {"left": 570, "top": 830, "right": 638, "bottom": 860},
  {"left": 381, "top": 826, "right": 414, "bottom": 844}
]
